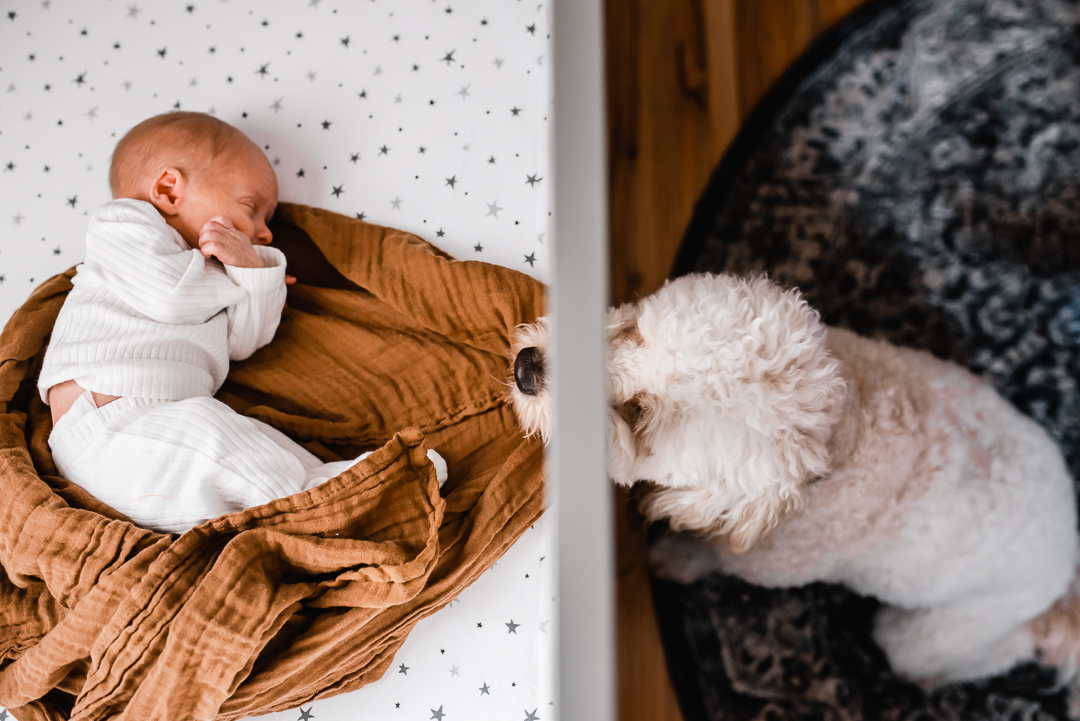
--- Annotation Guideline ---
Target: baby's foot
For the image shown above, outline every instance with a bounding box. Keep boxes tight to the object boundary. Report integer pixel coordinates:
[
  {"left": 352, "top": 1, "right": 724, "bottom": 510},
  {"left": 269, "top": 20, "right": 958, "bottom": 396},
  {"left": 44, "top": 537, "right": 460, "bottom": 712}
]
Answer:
[{"left": 427, "top": 449, "right": 448, "bottom": 487}]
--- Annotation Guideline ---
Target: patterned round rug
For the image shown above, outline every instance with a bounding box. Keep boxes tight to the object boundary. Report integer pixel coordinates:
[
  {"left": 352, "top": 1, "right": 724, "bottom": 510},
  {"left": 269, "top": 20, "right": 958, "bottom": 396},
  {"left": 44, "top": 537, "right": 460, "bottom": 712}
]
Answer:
[{"left": 654, "top": 0, "right": 1080, "bottom": 719}]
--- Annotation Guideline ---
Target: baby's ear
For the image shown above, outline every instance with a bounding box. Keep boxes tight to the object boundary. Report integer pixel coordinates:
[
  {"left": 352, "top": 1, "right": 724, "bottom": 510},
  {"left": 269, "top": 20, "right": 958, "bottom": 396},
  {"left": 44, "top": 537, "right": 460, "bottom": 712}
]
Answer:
[{"left": 147, "top": 167, "right": 186, "bottom": 216}]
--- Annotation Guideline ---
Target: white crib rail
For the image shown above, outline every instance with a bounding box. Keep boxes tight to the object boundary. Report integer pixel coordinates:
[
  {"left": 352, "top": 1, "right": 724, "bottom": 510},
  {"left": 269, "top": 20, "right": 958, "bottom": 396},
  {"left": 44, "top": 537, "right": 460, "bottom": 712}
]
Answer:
[{"left": 551, "top": 0, "right": 614, "bottom": 719}]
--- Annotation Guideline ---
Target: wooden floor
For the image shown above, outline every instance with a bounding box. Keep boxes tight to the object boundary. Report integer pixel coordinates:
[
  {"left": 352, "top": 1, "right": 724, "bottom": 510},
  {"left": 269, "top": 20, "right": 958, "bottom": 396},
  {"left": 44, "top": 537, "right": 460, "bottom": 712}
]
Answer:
[{"left": 604, "top": 1, "right": 866, "bottom": 719}]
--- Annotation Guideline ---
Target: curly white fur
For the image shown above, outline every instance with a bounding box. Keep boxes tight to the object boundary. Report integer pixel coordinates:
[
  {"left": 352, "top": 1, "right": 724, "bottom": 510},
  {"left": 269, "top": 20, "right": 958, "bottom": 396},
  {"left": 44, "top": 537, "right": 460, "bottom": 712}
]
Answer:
[{"left": 509, "top": 272, "right": 1080, "bottom": 686}]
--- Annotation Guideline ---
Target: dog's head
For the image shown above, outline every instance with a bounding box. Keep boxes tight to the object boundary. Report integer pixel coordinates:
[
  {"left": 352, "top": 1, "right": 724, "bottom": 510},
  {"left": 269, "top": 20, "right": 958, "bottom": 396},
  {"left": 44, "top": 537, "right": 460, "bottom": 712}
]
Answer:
[{"left": 508, "top": 273, "right": 847, "bottom": 552}]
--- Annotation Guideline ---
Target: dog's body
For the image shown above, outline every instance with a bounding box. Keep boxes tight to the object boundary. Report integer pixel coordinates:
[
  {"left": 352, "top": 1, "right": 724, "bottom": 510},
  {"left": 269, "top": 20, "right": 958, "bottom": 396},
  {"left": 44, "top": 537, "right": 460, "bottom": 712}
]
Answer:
[{"left": 509, "top": 273, "right": 1080, "bottom": 685}]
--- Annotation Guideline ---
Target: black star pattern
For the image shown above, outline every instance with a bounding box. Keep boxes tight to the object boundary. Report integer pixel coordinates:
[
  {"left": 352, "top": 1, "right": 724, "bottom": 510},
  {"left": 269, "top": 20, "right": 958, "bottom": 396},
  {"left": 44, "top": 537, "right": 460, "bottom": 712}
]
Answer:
[
  {"left": 524, "top": 253, "right": 536, "bottom": 267},
  {"left": 349, "top": 153, "right": 360, "bottom": 163},
  {"left": 340, "top": 35, "right": 350, "bottom": 48},
  {"left": 7, "top": 11, "right": 15, "bottom": 20},
  {"left": 474, "top": 243, "right": 483, "bottom": 252},
  {"left": 297, "top": 708, "right": 314, "bottom": 721},
  {"left": 510, "top": 107, "right": 522, "bottom": 116},
  {"left": 66, "top": 195, "right": 77, "bottom": 208},
  {"left": 355, "top": 212, "right": 366, "bottom": 220},
  {"left": 296, "top": 168, "right": 305, "bottom": 178},
  {"left": 441, "top": 49, "right": 456, "bottom": 65},
  {"left": 488, "top": 156, "right": 496, "bottom": 164},
  {"left": 73, "top": 72, "right": 87, "bottom": 86},
  {"left": 185, "top": 4, "right": 194, "bottom": 12},
  {"left": 321, "top": 119, "right": 331, "bottom": 130},
  {"left": 445, "top": 175, "right": 457, "bottom": 188},
  {"left": 479, "top": 682, "right": 490, "bottom": 695},
  {"left": 430, "top": 706, "right": 445, "bottom": 721},
  {"left": 524, "top": 710, "right": 539, "bottom": 721},
  {"left": 358, "top": 89, "right": 367, "bottom": 99},
  {"left": 526, "top": 23, "right": 536, "bottom": 34},
  {"left": 477, "top": 622, "right": 482, "bottom": 628},
  {"left": 4, "top": 162, "right": 13, "bottom": 171},
  {"left": 418, "top": 146, "right": 426, "bottom": 154},
  {"left": 157, "top": 47, "right": 167, "bottom": 59},
  {"left": 398, "top": 663, "right": 409, "bottom": 675},
  {"left": 331, "top": 184, "right": 343, "bottom": 197},
  {"left": 379, "top": 145, "right": 389, "bottom": 155},
  {"left": 525, "top": 174, "right": 542, "bottom": 186},
  {"left": 256, "top": 63, "right": 270, "bottom": 77},
  {"left": 506, "top": 619, "right": 520, "bottom": 634}
]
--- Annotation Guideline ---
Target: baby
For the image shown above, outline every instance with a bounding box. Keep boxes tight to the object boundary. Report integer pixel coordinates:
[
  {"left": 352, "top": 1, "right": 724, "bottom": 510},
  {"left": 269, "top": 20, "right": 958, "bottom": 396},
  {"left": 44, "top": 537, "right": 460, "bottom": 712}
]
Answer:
[{"left": 40, "top": 112, "right": 445, "bottom": 534}]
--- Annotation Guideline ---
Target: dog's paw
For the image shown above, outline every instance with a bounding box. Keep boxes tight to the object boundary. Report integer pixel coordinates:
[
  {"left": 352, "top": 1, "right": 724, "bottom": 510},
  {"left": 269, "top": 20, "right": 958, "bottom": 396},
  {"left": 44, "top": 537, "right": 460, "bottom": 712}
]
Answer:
[{"left": 648, "top": 531, "right": 725, "bottom": 585}]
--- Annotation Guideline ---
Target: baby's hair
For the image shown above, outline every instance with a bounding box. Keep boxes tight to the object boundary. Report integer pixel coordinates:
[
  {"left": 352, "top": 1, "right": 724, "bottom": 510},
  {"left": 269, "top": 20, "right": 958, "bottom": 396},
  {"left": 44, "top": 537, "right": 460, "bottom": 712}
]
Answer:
[{"left": 109, "top": 112, "right": 242, "bottom": 199}]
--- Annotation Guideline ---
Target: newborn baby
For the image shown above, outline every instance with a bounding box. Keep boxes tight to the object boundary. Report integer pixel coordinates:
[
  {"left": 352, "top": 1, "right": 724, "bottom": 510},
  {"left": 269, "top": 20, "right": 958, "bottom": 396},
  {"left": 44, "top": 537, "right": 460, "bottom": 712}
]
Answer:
[{"left": 40, "top": 111, "right": 445, "bottom": 534}]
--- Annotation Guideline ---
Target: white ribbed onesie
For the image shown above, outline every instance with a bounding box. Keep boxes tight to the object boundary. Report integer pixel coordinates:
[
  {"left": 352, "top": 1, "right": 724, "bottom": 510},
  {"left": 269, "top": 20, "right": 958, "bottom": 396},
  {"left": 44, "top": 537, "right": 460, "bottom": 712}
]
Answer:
[{"left": 41, "top": 199, "right": 445, "bottom": 534}]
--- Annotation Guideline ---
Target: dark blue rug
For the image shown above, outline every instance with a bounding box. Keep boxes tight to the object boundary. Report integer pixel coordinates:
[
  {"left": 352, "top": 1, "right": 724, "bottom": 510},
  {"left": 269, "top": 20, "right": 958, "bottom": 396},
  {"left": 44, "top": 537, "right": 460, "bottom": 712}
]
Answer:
[{"left": 655, "top": 0, "right": 1080, "bottom": 718}]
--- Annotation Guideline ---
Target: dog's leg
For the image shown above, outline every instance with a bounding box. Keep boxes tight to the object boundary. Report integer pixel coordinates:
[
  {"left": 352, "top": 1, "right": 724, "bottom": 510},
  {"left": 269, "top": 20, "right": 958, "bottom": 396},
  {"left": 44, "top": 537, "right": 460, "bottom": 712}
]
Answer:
[
  {"left": 873, "top": 596, "right": 1038, "bottom": 685},
  {"left": 648, "top": 531, "right": 726, "bottom": 585}
]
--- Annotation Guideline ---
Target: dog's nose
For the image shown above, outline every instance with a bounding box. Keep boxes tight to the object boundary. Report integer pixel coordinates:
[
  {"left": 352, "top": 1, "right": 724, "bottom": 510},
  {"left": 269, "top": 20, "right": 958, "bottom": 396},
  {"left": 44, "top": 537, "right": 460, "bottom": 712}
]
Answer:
[{"left": 514, "top": 347, "right": 545, "bottom": 396}]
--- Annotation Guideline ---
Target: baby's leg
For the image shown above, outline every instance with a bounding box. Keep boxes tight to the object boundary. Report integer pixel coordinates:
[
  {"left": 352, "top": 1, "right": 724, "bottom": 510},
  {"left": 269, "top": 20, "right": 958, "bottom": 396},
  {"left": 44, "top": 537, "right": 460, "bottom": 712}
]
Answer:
[
  {"left": 50, "top": 395, "right": 330, "bottom": 533},
  {"left": 50, "top": 395, "right": 449, "bottom": 533}
]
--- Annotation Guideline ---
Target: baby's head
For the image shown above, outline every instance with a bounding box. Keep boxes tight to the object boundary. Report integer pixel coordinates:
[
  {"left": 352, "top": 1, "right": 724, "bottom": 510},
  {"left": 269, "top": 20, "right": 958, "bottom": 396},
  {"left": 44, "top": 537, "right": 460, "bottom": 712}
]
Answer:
[{"left": 109, "top": 112, "right": 278, "bottom": 248}]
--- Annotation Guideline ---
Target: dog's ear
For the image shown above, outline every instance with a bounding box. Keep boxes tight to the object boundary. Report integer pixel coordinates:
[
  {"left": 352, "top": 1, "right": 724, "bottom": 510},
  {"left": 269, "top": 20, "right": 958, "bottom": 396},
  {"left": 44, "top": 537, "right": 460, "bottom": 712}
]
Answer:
[
  {"left": 638, "top": 480, "right": 800, "bottom": 552},
  {"left": 725, "top": 487, "right": 793, "bottom": 553}
]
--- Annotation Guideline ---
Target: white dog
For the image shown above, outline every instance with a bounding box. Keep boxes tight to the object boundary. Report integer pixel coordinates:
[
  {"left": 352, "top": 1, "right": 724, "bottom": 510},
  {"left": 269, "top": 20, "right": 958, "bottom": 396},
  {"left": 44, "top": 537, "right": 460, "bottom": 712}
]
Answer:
[{"left": 509, "top": 272, "right": 1080, "bottom": 686}]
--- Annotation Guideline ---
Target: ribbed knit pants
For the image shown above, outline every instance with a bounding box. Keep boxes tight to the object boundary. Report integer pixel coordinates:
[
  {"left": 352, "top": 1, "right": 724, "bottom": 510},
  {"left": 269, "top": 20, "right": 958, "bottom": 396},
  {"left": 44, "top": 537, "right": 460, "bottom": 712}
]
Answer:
[{"left": 49, "top": 391, "right": 446, "bottom": 534}]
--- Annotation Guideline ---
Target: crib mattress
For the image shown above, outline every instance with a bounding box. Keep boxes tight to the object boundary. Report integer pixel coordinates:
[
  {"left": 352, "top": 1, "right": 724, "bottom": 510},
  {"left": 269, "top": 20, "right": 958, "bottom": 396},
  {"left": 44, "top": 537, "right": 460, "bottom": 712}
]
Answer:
[{"left": 0, "top": 0, "right": 554, "bottom": 718}]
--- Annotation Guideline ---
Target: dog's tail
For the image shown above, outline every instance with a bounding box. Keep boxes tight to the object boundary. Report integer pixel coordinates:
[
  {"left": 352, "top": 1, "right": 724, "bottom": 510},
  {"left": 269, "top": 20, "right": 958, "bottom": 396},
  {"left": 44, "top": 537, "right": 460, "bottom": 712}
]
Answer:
[{"left": 1028, "top": 563, "right": 1080, "bottom": 684}]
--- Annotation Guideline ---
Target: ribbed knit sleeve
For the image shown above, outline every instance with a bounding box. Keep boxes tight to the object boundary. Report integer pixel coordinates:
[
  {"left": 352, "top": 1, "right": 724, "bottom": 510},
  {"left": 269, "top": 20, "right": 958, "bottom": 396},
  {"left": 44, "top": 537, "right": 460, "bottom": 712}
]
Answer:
[
  {"left": 38, "top": 200, "right": 290, "bottom": 403},
  {"left": 223, "top": 246, "right": 288, "bottom": 361},
  {"left": 81, "top": 199, "right": 247, "bottom": 325}
]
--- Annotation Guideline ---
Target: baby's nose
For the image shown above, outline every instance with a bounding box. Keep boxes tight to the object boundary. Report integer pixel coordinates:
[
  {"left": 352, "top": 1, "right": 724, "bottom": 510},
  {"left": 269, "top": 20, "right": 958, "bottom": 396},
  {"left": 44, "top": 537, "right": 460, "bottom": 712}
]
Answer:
[{"left": 254, "top": 226, "right": 273, "bottom": 245}]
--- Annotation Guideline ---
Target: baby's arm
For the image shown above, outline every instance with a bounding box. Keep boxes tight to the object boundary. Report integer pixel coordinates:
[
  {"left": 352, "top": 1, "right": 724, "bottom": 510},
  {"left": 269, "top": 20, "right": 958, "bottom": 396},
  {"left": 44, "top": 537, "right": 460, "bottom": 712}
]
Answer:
[
  {"left": 197, "top": 217, "right": 288, "bottom": 361},
  {"left": 83, "top": 200, "right": 249, "bottom": 324}
]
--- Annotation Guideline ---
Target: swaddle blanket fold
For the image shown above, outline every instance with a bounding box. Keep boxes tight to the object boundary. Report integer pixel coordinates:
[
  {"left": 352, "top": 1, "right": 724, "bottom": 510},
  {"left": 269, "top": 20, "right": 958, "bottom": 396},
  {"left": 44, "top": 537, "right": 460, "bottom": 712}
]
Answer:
[{"left": 0, "top": 204, "right": 545, "bottom": 720}]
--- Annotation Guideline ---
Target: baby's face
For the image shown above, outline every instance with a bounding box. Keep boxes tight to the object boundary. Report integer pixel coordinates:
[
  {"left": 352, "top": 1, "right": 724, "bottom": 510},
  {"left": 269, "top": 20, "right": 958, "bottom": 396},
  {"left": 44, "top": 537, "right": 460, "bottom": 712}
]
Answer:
[{"left": 173, "top": 138, "right": 278, "bottom": 249}]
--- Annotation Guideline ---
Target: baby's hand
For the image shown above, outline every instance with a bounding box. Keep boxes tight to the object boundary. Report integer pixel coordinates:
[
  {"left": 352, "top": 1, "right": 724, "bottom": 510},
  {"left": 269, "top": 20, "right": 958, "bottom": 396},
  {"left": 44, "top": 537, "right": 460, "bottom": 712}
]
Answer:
[{"left": 198, "top": 216, "right": 263, "bottom": 269}]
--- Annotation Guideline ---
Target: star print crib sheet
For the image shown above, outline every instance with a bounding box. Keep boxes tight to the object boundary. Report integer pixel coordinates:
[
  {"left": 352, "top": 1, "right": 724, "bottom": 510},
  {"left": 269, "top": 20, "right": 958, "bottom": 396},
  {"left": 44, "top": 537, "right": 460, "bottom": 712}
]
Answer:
[{"left": 0, "top": 0, "right": 554, "bottom": 719}]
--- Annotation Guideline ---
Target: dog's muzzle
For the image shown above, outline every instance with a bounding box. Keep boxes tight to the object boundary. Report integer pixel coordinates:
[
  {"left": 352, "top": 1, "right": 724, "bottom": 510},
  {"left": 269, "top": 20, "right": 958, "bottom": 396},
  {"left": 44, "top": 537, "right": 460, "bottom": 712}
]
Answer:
[{"left": 514, "top": 347, "right": 545, "bottom": 396}]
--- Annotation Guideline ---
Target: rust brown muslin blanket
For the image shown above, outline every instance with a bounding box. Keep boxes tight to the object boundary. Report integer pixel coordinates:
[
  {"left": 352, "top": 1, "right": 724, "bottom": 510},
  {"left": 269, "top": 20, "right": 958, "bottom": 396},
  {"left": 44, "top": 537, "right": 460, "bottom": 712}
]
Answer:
[{"left": 0, "top": 204, "right": 545, "bottom": 720}]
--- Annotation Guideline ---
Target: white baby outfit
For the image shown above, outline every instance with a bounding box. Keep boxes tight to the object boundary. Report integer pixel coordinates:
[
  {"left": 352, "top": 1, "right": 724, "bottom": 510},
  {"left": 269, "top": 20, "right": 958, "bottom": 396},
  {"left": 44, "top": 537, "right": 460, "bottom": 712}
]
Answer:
[{"left": 41, "top": 199, "right": 444, "bottom": 534}]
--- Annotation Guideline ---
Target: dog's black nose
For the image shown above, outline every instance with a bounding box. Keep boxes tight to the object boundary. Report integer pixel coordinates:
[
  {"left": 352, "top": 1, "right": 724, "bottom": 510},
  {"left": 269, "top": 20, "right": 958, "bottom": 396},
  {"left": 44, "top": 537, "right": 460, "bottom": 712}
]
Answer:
[{"left": 514, "top": 347, "right": 545, "bottom": 396}]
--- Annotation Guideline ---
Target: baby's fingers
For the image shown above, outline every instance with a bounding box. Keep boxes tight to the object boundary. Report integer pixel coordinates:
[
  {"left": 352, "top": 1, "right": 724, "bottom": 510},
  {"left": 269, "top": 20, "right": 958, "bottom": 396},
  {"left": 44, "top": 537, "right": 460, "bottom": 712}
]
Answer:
[
  {"left": 199, "top": 239, "right": 222, "bottom": 258},
  {"left": 285, "top": 275, "right": 297, "bottom": 285},
  {"left": 201, "top": 215, "right": 237, "bottom": 233}
]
